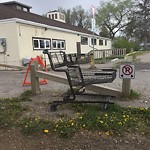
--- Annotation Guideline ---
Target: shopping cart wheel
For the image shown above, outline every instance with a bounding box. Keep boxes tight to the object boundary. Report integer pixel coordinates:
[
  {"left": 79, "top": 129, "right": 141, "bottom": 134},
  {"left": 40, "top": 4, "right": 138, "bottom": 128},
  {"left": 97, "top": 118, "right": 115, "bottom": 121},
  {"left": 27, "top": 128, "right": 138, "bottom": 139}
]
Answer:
[{"left": 50, "top": 103, "right": 57, "bottom": 112}]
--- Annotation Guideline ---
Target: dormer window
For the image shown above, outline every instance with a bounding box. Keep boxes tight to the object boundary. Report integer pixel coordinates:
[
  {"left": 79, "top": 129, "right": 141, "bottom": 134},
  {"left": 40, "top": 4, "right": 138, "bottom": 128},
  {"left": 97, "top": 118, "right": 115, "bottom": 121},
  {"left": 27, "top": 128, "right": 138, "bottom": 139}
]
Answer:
[
  {"left": 2, "top": 1, "right": 32, "bottom": 12},
  {"left": 47, "top": 11, "right": 66, "bottom": 23},
  {"left": 16, "top": 5, "right": 22, "bottom": 10}
]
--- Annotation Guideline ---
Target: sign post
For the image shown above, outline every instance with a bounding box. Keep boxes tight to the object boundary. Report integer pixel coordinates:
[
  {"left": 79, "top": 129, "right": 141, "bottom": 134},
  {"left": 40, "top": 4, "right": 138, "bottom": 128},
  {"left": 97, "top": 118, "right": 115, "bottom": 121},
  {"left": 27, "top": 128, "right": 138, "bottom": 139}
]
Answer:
[
  {"left": 119, "top": 64, "right": 135, "bottom": 96},
  {"left": 90, "top": 5, "right": 96, "bottom": 69}
]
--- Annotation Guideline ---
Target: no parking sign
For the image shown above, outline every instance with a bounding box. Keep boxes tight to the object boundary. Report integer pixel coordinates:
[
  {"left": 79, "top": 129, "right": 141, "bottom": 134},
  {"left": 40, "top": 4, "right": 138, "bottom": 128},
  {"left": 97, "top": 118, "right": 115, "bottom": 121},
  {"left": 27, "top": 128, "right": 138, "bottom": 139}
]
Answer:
[{"left": 119, "top": 64, "right": 135, "bottom": 79}]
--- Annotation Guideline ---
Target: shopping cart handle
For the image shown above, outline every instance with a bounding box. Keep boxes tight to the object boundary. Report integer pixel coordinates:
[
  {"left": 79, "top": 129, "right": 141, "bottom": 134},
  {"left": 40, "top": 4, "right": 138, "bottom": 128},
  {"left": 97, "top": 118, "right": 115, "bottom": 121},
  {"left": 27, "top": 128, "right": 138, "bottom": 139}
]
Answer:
[{"left": 43, "top": 49, "right": 49, "bottom": 54}]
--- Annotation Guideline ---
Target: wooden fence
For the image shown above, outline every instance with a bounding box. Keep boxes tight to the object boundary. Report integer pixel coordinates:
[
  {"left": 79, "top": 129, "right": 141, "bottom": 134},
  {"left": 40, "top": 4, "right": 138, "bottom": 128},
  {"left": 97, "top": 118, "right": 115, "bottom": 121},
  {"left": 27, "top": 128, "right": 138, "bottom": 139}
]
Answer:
[{"left": 93, "top": 49, "right": 126, "bottom": 59}]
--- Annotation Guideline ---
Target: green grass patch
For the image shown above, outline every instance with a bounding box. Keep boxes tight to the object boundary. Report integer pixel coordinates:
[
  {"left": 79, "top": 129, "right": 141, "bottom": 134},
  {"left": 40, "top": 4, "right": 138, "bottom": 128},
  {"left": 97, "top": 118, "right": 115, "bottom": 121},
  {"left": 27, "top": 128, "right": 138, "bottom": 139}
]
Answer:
[
  {"left": 0, "top": 98, "right": 24, "bottom": 128},
  {"left": 19, "top": 103, "right": 150, "bottom": 138},
  {"left": 94, "top": 56, "right": 124, "bottom": 64},
  {"left": 20, "top": 90, "right": 32, "bottom": 101},
  {"left": 0, "top": 92, "right": 149, "bottom": 138},
  {"left": 120, "top": 89, "right": 141, "bottom": 100}
]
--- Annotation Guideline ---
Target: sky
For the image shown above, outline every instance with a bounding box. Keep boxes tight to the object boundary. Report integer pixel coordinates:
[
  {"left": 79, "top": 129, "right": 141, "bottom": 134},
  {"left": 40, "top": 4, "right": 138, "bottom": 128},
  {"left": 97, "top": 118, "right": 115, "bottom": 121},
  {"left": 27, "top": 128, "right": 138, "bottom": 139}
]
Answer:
[{"left": 0, "top": 0, "right": 105, "bottom": 15}]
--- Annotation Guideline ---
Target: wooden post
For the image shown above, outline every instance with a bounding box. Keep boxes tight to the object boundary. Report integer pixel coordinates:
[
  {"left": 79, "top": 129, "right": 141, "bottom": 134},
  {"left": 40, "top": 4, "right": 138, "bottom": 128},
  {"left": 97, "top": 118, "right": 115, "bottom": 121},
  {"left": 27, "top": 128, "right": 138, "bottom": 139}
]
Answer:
[
  {"left": 30, "top": 62, "right": 40, "bottom": 94},
  {"left": 122, "top": 78, "right": 131, "bottom": 96},
  {"left": 102, "top": 51, "right": 106, "bottom": 64},
  {"left": 89, "top": 53, "right": 95, "bottom": 69}
]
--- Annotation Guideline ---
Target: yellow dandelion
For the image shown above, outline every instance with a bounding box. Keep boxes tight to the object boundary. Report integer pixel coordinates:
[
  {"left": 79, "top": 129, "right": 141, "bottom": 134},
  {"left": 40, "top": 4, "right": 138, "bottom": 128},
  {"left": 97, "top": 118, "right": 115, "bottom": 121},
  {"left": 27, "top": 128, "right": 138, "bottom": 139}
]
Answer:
[
  {"left": 118, "top": 122, "right": 122, "bottom": 125},
  {"left": 104, "top": 114, "right": 108, "bottom": 117},
  {"left": 71, "top": 122, "right": 74, "bottom": 126},
  {"left": 79, "top": 116, "right": 83, "bottom": 119},
  {"left": 105, "top": 131, "right": 110, "bottom": 136},
  {"left": 99, "top": 120, "right": 104, "bottom": 124},
  {"left": 123, "top": 115, "right": 126, "bottom": 118},
  {"left": 44, "top": 129, "right": 49, "bottom": 133}
]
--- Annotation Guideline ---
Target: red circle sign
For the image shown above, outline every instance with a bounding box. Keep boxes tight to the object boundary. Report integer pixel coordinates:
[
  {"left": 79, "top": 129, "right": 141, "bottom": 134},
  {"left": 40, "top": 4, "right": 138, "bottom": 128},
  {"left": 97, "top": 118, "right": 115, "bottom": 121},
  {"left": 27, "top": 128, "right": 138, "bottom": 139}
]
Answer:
[{"left": 122, "top": 65, "right": 133, "bottom": 75}]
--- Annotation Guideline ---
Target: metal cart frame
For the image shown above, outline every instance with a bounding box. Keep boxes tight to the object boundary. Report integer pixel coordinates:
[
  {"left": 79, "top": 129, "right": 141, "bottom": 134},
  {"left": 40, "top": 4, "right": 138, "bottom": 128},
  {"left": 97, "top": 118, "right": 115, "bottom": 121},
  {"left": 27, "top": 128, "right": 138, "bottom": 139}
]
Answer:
[{"left": 43, "top": 50, "right": 117, "bottom": 111}]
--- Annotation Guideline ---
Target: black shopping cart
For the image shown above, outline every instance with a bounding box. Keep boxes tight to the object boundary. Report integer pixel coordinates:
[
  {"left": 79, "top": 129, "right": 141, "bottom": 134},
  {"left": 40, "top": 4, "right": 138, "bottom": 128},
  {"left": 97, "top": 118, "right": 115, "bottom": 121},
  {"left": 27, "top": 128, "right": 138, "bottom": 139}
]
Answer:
[{"left": 43, "top": 49, "right": 117, "bottom": 111}]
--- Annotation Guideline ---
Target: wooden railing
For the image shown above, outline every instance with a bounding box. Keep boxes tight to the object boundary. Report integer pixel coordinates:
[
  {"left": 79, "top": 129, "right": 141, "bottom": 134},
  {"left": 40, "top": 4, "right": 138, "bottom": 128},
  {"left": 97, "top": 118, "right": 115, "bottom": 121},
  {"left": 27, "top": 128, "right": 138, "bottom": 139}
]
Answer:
[{"left": 89, "top": 49, "right": 126, "bottom": 59}]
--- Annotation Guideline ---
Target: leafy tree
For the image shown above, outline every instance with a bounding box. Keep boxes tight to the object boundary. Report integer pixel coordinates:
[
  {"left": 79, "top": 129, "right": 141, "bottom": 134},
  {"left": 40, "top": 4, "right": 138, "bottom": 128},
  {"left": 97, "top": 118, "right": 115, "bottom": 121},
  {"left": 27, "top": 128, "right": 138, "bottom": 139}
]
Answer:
[
  {"left": 125, "top": 0, "right": 150, "bottom": 49},
  {"left": 99, "top": 25, "right": 110, "bottom": 38},
  {"left": 58, "top": 5, "right": 92, "bottom": 29},
  {"left": 113, "top": 37, "right": 140, "bottom": 53},
  {"left": 96, "top": 0, "right": 133, "bottom": 40}
]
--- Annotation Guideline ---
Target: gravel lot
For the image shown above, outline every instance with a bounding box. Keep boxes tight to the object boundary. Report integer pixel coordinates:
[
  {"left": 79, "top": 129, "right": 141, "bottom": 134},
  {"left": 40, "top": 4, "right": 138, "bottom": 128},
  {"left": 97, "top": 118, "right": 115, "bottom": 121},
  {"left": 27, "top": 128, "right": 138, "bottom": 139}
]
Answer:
[{"left": 0, "top": 52, "right": 150, "bottom": 108}]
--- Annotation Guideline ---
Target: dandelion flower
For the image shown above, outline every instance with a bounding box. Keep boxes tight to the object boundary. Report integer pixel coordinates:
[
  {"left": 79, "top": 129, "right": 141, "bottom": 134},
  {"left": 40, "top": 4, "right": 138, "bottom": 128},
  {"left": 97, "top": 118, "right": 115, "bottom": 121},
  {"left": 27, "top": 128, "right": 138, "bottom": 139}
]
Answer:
[
  {"left": 44, "top": 129, "right": 49, "bottom": 133},
  {"left": 105, "top": 131, "right": 110, "bottom": 136},
  {"left": 118, "top": 122, "right": 122, "bottom": 125},
  {"left": 104, "top": 114, "right": 108, "bottom": 117},
  {"left": 99, "top": 120, "right": 104, "bottom": 124},
  {"left": 79, "top": 116, "right": 83, "bottom": 119}
]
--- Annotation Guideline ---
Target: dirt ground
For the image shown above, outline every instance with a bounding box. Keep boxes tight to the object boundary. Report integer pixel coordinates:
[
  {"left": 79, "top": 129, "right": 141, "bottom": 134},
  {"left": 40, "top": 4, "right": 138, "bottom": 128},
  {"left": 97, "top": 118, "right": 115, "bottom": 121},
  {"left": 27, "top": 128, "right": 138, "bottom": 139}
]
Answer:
[{"left": 0, "top": 52, "right": 150, "bottom": 150}]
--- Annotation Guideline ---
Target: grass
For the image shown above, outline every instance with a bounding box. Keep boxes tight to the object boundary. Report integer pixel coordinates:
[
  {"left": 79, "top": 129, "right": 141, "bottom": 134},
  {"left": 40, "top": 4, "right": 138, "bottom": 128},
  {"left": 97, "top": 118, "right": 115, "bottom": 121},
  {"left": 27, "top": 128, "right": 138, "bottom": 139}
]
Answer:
[
  {"left": 120, "top": 89, "right": 141, "bottom": 100},
  {"left": 0, "top": 90, "right": 149, "bottom": 138},
  {"left": 94, "top": 56, "right": 124, "bottom": 64},
  {"left": 0, "top": 97, "right": 24, "bottom": 128},
  {"left": 18, "top": 103, "right": 150, "bottom": 138}
]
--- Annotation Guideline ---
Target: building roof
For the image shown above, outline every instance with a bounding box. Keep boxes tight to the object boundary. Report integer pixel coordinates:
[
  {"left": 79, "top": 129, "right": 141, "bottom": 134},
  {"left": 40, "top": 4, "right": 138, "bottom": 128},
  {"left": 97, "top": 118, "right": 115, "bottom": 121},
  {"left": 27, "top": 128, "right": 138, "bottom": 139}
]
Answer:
[
  {"left": 0, "top": 3, "right": 95, "bottom": 36},
  {"left": 2, "top": 1, "right": 32, "bottom": 9}
]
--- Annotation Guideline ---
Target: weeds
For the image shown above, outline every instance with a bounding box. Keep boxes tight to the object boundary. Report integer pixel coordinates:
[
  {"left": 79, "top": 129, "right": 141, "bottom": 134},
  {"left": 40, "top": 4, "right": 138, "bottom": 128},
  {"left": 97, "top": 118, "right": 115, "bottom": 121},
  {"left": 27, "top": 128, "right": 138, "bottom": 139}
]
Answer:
[
  {"left": 0, "top": 91, "right": 149, "bottom": 138},
  {"left": 0, "top": 98, "right": 24, "bottom": 127}
]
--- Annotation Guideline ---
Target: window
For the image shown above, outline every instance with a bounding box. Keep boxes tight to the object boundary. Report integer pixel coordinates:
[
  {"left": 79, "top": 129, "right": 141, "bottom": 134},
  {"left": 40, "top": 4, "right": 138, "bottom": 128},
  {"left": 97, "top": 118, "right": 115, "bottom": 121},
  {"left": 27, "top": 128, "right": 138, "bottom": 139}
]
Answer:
[
  {"left": 52, "top": 14, "right": 54, "bottom": 19},
  {"left": 23, "top": 7, "right": 28, "bottom": 12},
  {"left": 99, "top": 40, "right": 103, "bottom": 46},
  {"left": 33, "top": 38, "right": 51, "bottom": 50},
  {"left": 52, "top": 39, "right": 66, "bottom": 50},
  {"left": 55, "top": 14, "right": 58, "bottom": 19},
  {"left": 91, "top": 38, "right": 97, "bottom": 45},
  {"left": 16, "top": 5, "right": 22, "bottom": 10},
  {"left": 40, "top": 40, "right": 44, "bottom": 48},
  {"left": 81, "top": 36, "right": 88, "bottom": 45},
  {"left": 105, "top": 40, "right": 107, "bottom": 46}
]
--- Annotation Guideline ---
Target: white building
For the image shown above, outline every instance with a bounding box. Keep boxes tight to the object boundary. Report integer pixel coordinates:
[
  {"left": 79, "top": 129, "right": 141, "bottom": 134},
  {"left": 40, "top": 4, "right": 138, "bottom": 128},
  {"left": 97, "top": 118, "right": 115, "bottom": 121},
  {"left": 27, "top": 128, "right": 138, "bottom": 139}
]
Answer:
[{"left": 0, "top": 1, "right": 112, "bottom": 66}]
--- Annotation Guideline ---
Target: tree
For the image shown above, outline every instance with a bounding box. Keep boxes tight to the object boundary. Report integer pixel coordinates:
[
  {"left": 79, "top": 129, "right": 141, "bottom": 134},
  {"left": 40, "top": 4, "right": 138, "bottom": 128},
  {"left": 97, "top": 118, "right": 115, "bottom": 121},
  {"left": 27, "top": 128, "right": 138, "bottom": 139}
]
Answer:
[
  {"left": 96, "top": 0, "right": 133, "bottom": 40},
  {"left": 125, "top": 0, "right": 150, "bottom": 49},
  {"left": 99, "top": 25, "right": 110, "bottom": 38},
  {"left": 113, "top": 37, "right": 140, "bottom": 53},
  {"left": 58, "top": 5, "right": 92, "bottom": 30}
]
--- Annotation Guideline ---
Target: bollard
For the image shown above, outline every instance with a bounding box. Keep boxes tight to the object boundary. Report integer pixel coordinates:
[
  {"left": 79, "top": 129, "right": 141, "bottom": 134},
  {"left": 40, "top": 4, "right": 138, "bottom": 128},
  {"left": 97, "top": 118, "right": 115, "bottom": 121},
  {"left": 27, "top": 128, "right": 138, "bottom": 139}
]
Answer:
[
  {"left": 30, "top": 63, "right": 40, "bottom": 94},
  {"left": 122, "top": 78, "right": 131, "bottom": 96}
]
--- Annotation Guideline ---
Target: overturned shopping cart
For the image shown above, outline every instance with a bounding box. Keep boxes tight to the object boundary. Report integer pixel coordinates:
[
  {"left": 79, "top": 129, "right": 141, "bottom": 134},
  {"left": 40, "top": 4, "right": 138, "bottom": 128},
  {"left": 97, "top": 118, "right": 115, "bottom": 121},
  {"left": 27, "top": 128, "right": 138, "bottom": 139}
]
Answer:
[{"left": 43, "top": 49, "right": 117, "bottom": 111}]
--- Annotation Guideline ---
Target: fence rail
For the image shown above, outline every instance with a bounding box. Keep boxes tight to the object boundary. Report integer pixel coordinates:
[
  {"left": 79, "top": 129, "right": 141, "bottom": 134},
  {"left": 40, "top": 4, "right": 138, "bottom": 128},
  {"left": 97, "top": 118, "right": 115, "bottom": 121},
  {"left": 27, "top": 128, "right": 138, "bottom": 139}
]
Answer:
[{"left": 91, "top": 49, "right": 126, "bottom": 59}]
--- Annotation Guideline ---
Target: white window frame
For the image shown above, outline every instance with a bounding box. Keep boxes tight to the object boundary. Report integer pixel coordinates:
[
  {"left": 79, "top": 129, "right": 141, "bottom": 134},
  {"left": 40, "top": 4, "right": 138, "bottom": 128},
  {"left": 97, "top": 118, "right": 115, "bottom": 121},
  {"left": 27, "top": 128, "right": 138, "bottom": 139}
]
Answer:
[
  {"left": 33, "top": 38, "right": 51, "bottom": 50},
  {"left": 99, "top": 39, "right": 103, "bottom": 46},
  {"left": 52, "top": 39, "right": 66, "bottom": 50},
  {"left": 81, "top": 36, "right": 88, "bottom": 45},
  {"left": 91, "top": 38, "right": 97, "bottom": 45}
]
